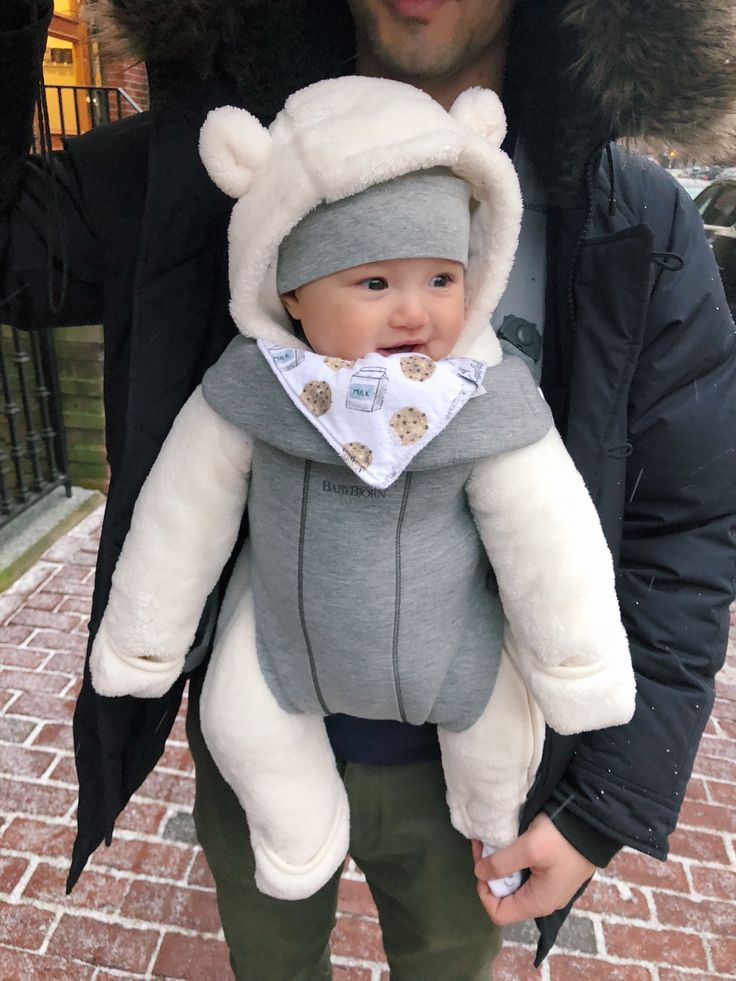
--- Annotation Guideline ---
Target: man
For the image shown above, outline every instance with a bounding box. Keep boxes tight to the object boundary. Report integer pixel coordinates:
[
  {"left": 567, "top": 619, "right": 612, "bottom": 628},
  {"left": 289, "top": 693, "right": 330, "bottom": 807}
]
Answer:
[{"left": 2, "top": 1, "right": 735, "bottom": 977}]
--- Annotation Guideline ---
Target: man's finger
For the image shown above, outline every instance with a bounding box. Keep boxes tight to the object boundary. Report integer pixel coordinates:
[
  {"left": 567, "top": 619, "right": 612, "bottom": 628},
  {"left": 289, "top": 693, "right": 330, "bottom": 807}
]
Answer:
[
  {"left": 478, "top": 876, "right": 557, "bottom": 926},
  {"left": 474, "top": 835, "right": 529, "bottom": 882}
]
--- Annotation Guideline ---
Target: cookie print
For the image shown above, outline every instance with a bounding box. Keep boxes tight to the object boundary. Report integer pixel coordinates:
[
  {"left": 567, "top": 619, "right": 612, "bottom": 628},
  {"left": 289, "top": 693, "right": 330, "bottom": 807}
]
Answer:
[
  {"left": 324, "top": 357, "right": 355, "bottom": 371},
  {"left": 342, "top": 442, "right": 373, "bottom": 471},
  {"left": 300, "top": 380, "right": 332, "bottom": 416},
  {"left": 400, "top": 354, "right": 436, "bottom": 382},
  {"left": 389, "top": 407, "right": 429, "bottom": 445}
]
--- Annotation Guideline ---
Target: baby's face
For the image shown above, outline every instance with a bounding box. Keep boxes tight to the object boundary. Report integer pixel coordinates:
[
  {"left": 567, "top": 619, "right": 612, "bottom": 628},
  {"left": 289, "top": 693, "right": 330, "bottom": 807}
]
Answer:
[{"left": 280, "top": 257, "right": 465, "bottom": 362}]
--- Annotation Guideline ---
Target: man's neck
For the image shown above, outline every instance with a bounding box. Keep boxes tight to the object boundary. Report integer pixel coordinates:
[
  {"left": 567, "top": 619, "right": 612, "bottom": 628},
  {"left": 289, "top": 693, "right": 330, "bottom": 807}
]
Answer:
[{"left": 355, "top": 31, "right": 507, "bottom": 110}]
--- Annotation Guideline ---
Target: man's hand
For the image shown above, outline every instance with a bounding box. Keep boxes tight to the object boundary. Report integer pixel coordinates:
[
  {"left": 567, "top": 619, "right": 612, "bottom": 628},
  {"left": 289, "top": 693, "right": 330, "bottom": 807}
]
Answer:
[{"left": 472, "top": 813, "right": 595, "bottom": 924}]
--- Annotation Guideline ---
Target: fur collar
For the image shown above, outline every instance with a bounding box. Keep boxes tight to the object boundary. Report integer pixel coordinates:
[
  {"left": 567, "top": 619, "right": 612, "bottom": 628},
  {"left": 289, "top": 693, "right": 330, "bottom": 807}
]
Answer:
[{"left": 87, "top": 0, "right": 736, "bottom": 164}]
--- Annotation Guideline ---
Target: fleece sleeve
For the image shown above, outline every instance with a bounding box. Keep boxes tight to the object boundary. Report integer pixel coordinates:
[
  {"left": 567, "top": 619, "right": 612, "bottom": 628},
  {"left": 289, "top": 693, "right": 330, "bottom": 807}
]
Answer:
[
  {"left": 90, "top": 386, "right": 253, "bottom": 698},
  {"left": 466, "top": 425, "right": 635, "bottom": 735}
]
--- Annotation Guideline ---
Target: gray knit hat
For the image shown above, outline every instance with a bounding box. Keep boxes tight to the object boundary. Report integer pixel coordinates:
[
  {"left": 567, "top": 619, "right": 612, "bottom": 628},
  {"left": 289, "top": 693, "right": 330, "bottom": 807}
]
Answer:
[{"left": 276, "top": 168, "right": 472, "bottom": 294}]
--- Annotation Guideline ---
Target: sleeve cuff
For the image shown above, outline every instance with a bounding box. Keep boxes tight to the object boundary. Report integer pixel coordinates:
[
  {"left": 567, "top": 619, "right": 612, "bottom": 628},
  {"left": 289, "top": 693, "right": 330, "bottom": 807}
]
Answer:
[{"left": 543, "top": 802, "right": 621, "bottom": 867}]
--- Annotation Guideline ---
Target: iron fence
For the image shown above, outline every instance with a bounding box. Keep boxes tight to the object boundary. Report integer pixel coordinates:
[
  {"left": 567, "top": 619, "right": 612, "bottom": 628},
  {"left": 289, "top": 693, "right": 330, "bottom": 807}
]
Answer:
[
  {"left": 33, "top": 84, "right": 142, "bottom": 146},
  {"left": 0, "top": 326, "right": 71, "bottom": 525}
]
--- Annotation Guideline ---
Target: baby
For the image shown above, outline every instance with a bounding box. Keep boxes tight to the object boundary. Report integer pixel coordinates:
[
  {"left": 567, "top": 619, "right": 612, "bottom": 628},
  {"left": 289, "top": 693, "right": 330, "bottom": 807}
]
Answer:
[{"left": 90, "top": 76, "right": 635, "bottom": 902}]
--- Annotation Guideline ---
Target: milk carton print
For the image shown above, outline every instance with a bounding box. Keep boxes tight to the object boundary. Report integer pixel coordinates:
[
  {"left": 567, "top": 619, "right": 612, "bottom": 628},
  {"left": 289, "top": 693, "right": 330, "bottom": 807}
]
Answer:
[
  {"left": 270, "top": 346, "right": 305, "bottom": 371},
  {"left": 346, "top": 366, "right": 388, "bottom": 412}
]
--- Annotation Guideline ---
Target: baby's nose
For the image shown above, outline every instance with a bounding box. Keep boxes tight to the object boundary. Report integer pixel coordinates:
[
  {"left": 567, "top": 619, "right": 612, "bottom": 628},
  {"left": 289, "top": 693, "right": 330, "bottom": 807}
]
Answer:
[{"left": 390, "top": 295, "right": 430, "bottom": 329}]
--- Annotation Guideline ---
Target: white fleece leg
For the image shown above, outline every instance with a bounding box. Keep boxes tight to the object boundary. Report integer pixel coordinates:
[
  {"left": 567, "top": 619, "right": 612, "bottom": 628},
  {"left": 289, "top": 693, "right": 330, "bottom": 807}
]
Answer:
[
  {"left": 438, "top": 644, "right": 544, "bottom": 848},
  {"left": 200, "top": 543, "right": 349, "bottom": 900}
]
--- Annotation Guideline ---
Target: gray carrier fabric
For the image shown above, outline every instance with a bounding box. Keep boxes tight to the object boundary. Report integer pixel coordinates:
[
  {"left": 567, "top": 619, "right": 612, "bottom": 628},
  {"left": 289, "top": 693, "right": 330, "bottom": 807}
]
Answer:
[
  {"left": 202, "top": 337, "right": 553, "bottom": 731},
  {"left": 203, "top": 336, "right": 552, "bottom": 468}
]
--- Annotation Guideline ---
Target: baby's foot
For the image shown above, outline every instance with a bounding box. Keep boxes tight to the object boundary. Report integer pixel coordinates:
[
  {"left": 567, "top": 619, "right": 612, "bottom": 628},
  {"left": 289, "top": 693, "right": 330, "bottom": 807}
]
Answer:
[{"left": 482, "top": 843, "right": 522, "bottom": 898}]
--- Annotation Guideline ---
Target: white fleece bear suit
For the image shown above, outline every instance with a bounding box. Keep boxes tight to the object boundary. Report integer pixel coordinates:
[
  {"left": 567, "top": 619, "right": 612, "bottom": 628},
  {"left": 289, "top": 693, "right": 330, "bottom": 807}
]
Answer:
[{"left": 90, "top": 77, "right": 635, "bottom": 901}]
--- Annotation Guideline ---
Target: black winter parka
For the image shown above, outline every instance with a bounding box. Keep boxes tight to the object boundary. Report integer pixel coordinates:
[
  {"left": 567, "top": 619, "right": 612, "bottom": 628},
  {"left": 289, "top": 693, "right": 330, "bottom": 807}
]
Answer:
[{"left": 2, "top": 0, "right": 736, "bottom": 964}]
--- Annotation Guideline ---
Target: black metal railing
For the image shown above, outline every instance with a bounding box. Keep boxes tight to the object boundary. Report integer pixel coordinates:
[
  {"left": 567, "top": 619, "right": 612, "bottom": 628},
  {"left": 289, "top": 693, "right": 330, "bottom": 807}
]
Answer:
[
  {"left": 0, "top": 326, "right": 71, "bottom": 526},
  {"left": 33, "top": 84, "right": 142, "bottom": 147}
]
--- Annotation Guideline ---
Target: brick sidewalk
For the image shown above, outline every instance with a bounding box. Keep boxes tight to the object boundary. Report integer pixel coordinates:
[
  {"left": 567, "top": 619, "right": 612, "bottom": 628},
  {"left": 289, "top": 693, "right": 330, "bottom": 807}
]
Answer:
[{"left": 0, "top": 505, "right": 734, "bottom": 980}]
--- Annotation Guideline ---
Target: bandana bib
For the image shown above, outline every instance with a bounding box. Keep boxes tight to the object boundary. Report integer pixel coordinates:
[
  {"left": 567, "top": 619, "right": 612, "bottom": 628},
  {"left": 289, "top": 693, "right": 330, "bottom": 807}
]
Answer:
[{"left": 258, "top": 341, "right": 487, "bottom": 488}]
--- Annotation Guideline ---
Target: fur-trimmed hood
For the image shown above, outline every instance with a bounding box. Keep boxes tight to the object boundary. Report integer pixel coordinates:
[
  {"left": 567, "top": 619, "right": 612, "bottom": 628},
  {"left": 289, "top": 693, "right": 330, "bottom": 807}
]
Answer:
[
  {"left": 198, "top": 77, "right": 520, "bottom": 363},
  {"left": 87, "top": 0, "right": 736, "bottom": 163}
]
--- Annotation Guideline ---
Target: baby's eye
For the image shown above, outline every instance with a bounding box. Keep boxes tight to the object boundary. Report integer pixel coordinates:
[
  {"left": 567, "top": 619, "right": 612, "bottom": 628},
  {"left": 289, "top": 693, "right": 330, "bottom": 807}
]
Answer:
[
  {"left": 430, "top": 273, "right": 453, "bottom": 288},
  {"left": 359, "top": 277, "right": 388, "bottom": 291}
]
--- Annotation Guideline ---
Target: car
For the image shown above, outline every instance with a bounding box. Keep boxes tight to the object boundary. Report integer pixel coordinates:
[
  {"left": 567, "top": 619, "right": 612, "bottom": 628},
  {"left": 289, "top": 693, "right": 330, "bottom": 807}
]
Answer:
[
  {"left": 694, "top": 180, "right": 736, "bottom": 318},
  {"left": 677, "top": 176, "right": 710, "bottom": 199}
]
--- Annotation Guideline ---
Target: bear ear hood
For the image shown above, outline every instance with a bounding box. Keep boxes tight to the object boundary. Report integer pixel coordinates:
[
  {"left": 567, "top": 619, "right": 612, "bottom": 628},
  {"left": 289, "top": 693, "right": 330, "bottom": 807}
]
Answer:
[{"left": 201, "top": 77, "right": 521, "bottom": 364}]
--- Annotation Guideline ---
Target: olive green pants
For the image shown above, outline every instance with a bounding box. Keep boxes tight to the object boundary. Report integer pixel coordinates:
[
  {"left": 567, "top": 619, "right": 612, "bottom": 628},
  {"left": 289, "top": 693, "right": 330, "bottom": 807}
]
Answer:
[{"left": 187, "top": 695, "right": 501, "bottom": 980}]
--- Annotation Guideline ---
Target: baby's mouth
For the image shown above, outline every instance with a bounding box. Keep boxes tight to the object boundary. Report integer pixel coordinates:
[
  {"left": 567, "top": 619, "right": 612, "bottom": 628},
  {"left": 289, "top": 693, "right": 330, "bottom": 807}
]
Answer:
[{"left": 376, "top": 343, "right": 422, "bottom": 356}]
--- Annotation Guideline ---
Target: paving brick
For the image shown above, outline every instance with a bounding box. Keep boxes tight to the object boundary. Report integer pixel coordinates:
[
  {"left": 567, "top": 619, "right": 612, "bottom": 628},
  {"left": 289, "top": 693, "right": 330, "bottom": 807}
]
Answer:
[
  {"left": 337, "top": 877, "right": 379, "bottom": 918},
  {"left": 160, "top": 744, "right": 195, "bottom": 773},
  {"left": 0, "top": 715, "right": 37, "bottom": 743},
  {"left": 153, "top": 932, "right": 234, "bottom": 980},
  {"left": 696, "top": 736, "right": 736, "bottom": 763},
  {"left": 23, "top": 862, "right": 129, "bottom": 915},
  {"left": 0, "top": 646, "right": 47, "bottom": 668},
  {"left": 43, "top": 651, "right": 85, "bottom": 674},
  {"left": 121, "top": 879, "right": 221, "bottom": 932},
  {"left": 0, "top": 666, "right": 72, "bottom": 695},
  {"left": 8, "top": 690, "right": 76, "bottom": 723},
  {"left": 48, "top": 756, "right": 78, "bottom": 784},
  {"left": 492, "top": 945, "right": 541, "bottom": 980},
  {"left": 690, "top": 864, "right": 736, "bottom": 900},
  {"left": 710, "top": 935, "right": 736, "bottom": 975},
  {"left": 0, "top": 900, "right": 55, "bottom": 949},
  {"left": 0, "top": 776, "right": 76, "bottom": 817},
  {"left": 332, "top": 967, "right": 375, "bottom": 980},
  {"left": 658, "top": 971, "right": 726, "bottom": 981},
  {"left": 708, "top": 780, "right": 736, "bottom": 807},
  {"left": 8, "top": 608, "right": 83, "bottom": 632},
  {"left": 653, "top": 892, "right": 736, "bottom": 938},
  {"left": 693, "top": 754, "right": 735, "bottom": 782},
  {"left": 0, "top": 743, "right": 56, "bottom": 779},
  {"left": 26, "top": 629, "right": 88, "bottom": 654},
  {"left": 607, "top": 849, "right": 689, "bottom": 892},
  {"left": 0, "top": 817, "right": 77, "bottom": 859},
  {"left": 32, "top": 722, "right": 74, "bottom": 751},
  {"left": 0, "top": 947, "right": 94, "bottom": 980},
  {"left": 0, "top": 624, "right": 37, "bottom": 645},
  {"left": 0, "top": 853, "right": 28, "bottom": 893},
  {"left": 668, "top": 827, "right": 731, "bottom": 864},
  {"left": 22, "top": 591, "right": 63, "bottom": 611},
  {"left": 712, "top": 696, "right": 736, "bottom": 722},
  {"left": 58, "top": 596, "right": 93, "bottom": 615},
  {"left": 549, "top": 954, "right": 653, "bottom": 980},
  {"left": 604, "top": 924, "right": 706, "bottom": 969},
  {"left": 187, "top": 850, "right": 215, "bottom": 889},
  {"left": 114, "top": 801, "right": 168, "bottom": 836},
  {"left": 135, "top": 768, "right": 195, "bottom": 807},
  {"left": 575, "top": 878, "right": 649, "bottom": 919},
  {"left": 92, "top": 837, "right": 193, "bottom": 881},
  {"left": 683, "top": 777, "right": 709, "bottom": 801},
  {"left": 41, "top": 578, "right": 94, "bottom": 599},
  {"left": 331, "top": 915, "right": 387, "bottom": 963},
  {"left": 719, "top": 718, "right": 736, "bottom": 739},
  {"left": 47, "top": 915, "right": 159, "bottom": 973},
  {"left": 169, "top": 717, "right": 188, "bottom": 743}
]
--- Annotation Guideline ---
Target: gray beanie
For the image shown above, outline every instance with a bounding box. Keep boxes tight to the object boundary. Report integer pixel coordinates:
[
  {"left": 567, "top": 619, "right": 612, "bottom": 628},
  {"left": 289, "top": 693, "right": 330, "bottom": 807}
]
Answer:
[{"left": 276, "top": 168, "right": 472, "bottom": 294}]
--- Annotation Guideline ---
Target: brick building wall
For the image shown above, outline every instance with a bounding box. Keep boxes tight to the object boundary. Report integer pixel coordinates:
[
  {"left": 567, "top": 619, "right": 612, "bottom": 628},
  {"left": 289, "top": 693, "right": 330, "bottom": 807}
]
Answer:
[{"left": 100, "top": 58, "right": 149, "bottom": 113}]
